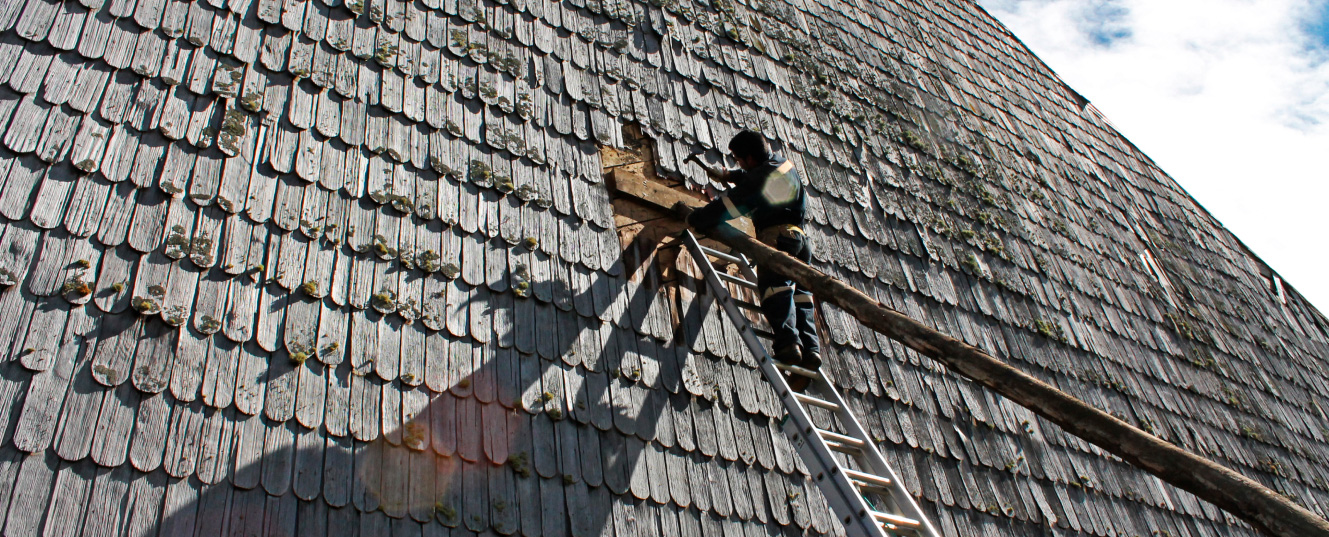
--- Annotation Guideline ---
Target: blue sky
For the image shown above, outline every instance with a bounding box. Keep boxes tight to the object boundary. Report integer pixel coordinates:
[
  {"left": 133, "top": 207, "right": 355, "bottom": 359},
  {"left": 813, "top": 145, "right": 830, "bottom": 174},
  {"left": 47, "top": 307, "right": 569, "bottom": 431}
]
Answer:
[
  {"left": 1307, "top": 1, "right": 1329, "bottom": 50},
  {"left": 979, "top": 0, "right": 1329, "bottom": 312},
  {"left": 1078, "top": 0, "right": 1131, "bottom": 47}
]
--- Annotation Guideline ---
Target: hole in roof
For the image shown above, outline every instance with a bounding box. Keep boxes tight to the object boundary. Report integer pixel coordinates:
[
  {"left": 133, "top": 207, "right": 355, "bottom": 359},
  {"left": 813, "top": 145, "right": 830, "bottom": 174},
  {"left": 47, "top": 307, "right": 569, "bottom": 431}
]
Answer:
[{"left": 600, "top": 124, "right": 772, "bottom": 338}]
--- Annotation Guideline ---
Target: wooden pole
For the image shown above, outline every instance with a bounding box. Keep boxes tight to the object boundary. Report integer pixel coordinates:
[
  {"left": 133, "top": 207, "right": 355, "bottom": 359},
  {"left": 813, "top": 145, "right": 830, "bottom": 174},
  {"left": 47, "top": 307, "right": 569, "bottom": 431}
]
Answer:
[{"left": 654, "top": 196, "right": 1329, "bottom": 537}]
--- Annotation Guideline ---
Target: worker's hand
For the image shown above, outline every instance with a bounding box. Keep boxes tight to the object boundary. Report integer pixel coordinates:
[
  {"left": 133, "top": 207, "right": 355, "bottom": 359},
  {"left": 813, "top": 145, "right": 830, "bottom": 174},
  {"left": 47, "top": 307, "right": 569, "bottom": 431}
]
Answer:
[
  {"left": 686, "top": 153, "right": 727, "bottom": 182},
  {"left": 671, "top": 201, "right": 693, "bottom": 219}
]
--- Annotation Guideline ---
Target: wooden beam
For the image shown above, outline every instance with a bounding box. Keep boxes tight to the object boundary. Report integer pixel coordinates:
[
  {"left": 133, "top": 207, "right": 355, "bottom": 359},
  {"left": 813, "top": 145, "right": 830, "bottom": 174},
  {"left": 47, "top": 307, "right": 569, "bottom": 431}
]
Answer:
[
  {"left": 607, "top": 168, "right": 707, "bottom": 210},
  {"left": 608, "top": 167, "right": 1329, "bottom": 537},
  {"left": 608, "top": 168, "right": 754, "bottom": 239}
]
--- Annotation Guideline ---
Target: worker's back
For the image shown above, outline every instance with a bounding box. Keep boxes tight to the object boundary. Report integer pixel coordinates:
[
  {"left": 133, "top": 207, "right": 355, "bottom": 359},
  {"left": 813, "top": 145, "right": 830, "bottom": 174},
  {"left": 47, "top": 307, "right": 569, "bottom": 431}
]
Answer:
[
  {"left": 726, "top": 156, "right": 806, "bottom": 231},
  {"left": 688, "top": 155, "right": 806, "bottom": 232}
]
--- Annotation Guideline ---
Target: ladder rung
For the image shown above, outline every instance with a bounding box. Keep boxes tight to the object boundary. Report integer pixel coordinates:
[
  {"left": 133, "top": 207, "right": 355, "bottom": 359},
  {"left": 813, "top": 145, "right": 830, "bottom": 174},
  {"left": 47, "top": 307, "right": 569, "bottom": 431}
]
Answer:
[
  {"left": 717, "top": 272, "right": 758, "bottom": 290},
  {"left": 794, "top": 392, "right": 840, "bottom": 411},
  {"left": 700, "top": 246, "right": 743, "bottom": 265},
  {"left": 733, "top": 299, "right": 762, "bottom": 312},
  {"left": 682, "top": 231, "right": 937, "bottom": 537},
  {"left": 823, "top": 438, "right": 861, "bottom": 454},
  {"left": 774, "top": 362, "right": 819, "bottom": 378},
  {"left": 843, "top": 468, "right": 892, "bottom": 489},
  {"left": 872, "top": 510, "right": 921, "bottom": 529},
  {"left": 818, "top": 429, "right": 866, "bottom": 449}
]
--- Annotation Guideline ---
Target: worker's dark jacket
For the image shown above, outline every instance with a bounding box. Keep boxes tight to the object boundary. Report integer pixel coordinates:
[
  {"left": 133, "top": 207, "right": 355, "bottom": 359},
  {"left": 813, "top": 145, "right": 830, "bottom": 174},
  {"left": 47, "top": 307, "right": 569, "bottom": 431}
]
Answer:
[
  {"left": 687, "top": 155, "right": 821, "bottom": 363},
  {"left": 687, "top": 156, "right": 805, "bottom": 232}
]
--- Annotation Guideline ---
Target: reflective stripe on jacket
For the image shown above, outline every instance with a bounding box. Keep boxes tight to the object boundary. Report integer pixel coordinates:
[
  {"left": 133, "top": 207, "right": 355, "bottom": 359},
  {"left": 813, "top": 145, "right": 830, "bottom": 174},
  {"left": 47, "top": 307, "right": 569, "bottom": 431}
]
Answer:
[{"left": 687, "top": 156, "right": 806, "bottom": 231}]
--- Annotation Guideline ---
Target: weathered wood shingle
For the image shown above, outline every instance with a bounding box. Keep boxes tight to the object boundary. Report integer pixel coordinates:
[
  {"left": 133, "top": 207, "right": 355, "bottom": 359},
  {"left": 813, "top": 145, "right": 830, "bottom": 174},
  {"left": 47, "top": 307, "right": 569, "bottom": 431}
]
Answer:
[{"left": 0, "top": 0, "right": 1322, "bottom": 534}]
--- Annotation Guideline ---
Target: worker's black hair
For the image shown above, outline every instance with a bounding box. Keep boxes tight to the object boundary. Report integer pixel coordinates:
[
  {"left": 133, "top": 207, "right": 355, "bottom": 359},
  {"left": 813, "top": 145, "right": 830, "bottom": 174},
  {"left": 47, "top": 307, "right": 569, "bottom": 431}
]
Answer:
[{"left": 728, "top": 130, "right": 769, "bottom": 162}]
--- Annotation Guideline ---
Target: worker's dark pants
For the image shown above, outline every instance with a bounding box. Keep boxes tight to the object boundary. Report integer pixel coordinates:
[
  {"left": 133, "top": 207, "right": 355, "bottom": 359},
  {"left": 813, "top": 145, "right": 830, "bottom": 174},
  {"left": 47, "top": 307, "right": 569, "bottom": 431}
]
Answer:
[{"left": 757, "top": 231, "right": 822, "bottom": 368}]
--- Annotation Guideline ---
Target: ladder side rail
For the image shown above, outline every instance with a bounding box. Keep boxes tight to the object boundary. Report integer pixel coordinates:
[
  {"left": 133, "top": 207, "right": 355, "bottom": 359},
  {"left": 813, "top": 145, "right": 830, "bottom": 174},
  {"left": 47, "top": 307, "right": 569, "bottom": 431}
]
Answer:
[
  {"left": 729, "top": 240, "right": 935, "bottom": 534},
  {"left": 729, "top": 240, "right": 932, "bottom": 530},
  {"left": 758, "top": 356, "right": 893, "bottom": 537},
  {"left": 733, "top": 252, "right": 759, "bottom": 281},
  {"left": 786, "top": 424, "right": 901, "bottom": 537},
  {"left": 682, "top": 232, "right": 894, "bottom": 537},
  {"left": 808, "top": 377, "right": 943, "bottom": 537},
  {"left": 693, "top": 235, "right": 940, "bottom": 537}
]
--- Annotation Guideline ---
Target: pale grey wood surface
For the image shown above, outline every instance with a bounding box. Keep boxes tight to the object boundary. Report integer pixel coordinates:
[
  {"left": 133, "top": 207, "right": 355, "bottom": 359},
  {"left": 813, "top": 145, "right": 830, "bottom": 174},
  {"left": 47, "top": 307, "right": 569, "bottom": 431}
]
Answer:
[{"left": 0, "top": 0, "right": 1317, "bottom": 535}]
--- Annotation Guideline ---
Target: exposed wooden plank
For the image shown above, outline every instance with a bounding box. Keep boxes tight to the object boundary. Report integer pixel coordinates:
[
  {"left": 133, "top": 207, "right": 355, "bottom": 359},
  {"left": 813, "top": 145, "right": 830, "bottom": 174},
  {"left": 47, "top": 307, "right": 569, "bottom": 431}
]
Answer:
[
  {"left": 266, "top": 494, "right": 303, "bottom": 537},
  {"left": 73, "top": 465, "right": 134, "bottom": 535},
  {"left": 4, "top": 95, "right": 50, "bottom": 155},
  {"left": 87, "top": 312, "right": 139, "bottom": 388},
  {"left": 488, "top": 459, "right": 518, "bottom": 534},
  {"left": 432, "top": 454, "right": 461, "bottom": 528},
  {"left": 101, "top": 466, "right": 163, "bottom": 537},
  {"left": 46, "top": 328, "right": 109, "bottom": 458},
  {"left": 429, "top": 390, "right": 456, "bottom": 458},
  {"left": 481, "top": 398, "right": 509, "bottom": 464},
  {"left": 401, "top": 386, "right": 429, "bottom": 450},
  {"left": 155, "top": 475, "right": 205, "bottom": 537},
  {"left": 380, "top": 378, "right": 403, "bottom": 447},
  {"left": 61, "top": 175, "right": 111, "bottom": 239},
  {"left": 228, "top": 485, "right": 267, "bottom": 536},
  {"left": 130, "top": 316, "right": 179, "bottom": 394},
  {"left": 378, "top": 440, "right": 409, "bottom": 518},
  {"left": 0, "top": 155, "right": 46, "bottom": 221}
]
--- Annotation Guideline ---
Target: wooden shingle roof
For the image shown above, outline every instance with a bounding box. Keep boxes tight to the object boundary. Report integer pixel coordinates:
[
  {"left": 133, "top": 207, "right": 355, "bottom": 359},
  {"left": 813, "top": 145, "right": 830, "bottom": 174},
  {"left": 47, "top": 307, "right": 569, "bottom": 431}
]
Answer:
[{"left": 0, "top": 0, "right": 1325, "bottom": 534}]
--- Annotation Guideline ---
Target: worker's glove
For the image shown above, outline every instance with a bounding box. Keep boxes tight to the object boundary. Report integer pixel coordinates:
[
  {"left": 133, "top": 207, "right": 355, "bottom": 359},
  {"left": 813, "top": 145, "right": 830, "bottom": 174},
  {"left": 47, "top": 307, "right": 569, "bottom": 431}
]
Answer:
[{"left": 672, "top": 201, "right": 694, "bottom": 222}]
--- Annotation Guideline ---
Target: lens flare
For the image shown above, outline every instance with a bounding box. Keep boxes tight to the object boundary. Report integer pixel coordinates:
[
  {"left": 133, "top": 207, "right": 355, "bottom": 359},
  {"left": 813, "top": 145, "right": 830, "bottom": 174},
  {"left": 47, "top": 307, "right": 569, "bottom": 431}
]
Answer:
[{"left": 761, "top": 169, "right": 798, "bottom": 206}]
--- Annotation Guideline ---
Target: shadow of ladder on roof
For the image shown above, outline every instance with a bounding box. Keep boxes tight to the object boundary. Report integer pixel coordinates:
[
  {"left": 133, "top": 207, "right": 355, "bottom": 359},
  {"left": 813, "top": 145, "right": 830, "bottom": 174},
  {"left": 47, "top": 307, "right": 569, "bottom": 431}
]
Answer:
[{"left": 140, "top": 228, "right": 824, "bottom": 536}]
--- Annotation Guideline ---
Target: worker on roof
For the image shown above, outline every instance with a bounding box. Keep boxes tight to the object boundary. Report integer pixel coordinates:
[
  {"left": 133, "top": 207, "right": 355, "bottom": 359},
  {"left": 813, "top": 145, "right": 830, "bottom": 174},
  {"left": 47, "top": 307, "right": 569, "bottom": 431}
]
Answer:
[{"left": 686, "top": 130, "right": 822, "bottom": 391}]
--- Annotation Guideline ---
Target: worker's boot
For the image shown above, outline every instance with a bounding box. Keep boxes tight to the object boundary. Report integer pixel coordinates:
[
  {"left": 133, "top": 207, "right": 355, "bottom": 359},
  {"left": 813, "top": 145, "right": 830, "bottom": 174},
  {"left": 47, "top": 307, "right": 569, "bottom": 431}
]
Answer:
[
  {"left": 802, "top": 351, "right": 822, "bottom": 371},
  {"left": 772, "top": 345, "right": 802, "bottom": 365},
  {"left": 774, "top": 345, "right": 812, "bottom": 392},
  {"left": 787, "top": 350, "right": 821, "bottom": 393}
]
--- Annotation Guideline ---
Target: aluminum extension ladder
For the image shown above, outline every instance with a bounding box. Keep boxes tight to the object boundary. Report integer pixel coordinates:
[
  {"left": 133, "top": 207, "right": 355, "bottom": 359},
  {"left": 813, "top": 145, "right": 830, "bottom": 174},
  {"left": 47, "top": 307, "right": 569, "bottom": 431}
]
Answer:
[{"left": 680, "top": 231, "right": 941, "bottom": 537}]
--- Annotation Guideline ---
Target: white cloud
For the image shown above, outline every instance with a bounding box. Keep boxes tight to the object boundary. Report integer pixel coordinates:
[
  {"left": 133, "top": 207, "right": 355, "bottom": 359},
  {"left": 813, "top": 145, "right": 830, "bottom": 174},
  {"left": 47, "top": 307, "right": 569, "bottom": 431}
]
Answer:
[{"left": 979, "top": 0, "right": 1329, "bottom": 313}]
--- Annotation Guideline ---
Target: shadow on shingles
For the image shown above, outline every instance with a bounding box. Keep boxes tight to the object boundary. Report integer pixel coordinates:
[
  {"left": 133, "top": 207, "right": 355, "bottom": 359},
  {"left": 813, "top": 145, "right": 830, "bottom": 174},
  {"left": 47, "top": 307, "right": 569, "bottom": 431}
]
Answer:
[{"left": 154, "top": 233, "right": 723, "bottom": 536}]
